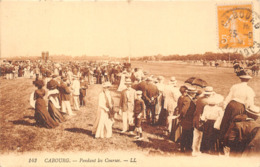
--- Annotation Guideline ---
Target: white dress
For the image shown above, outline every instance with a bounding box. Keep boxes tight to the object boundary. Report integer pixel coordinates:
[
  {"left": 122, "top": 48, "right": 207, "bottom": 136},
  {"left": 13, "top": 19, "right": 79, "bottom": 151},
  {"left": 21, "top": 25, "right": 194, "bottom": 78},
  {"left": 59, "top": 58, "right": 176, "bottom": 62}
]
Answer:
[
  {"left": 117, "top": 73, "right": 127, "bottom": 92},
  {"left": 30, "top": 91, "right": 36, "bottom": 109},
  {"left": 71, "top": 79, "right": 80, "bottom": 96},
  {"left": 95, "top": 91, "right": 113, "bottom": 138}
]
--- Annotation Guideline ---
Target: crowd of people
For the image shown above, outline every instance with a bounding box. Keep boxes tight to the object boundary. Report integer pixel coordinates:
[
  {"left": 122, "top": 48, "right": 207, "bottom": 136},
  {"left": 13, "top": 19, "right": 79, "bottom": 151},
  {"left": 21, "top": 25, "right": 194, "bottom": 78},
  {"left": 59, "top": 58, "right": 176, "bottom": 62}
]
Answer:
[{"left": 1, "top": 59, "right": 259, "bottom": 157}]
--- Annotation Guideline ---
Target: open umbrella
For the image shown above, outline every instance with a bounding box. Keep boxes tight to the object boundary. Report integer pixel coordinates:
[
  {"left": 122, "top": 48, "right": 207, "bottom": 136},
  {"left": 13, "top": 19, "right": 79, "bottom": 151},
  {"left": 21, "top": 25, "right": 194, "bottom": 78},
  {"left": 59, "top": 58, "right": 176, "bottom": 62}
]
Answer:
[{"left": 185, "top": 77, "right": 208, "bottom": 88}]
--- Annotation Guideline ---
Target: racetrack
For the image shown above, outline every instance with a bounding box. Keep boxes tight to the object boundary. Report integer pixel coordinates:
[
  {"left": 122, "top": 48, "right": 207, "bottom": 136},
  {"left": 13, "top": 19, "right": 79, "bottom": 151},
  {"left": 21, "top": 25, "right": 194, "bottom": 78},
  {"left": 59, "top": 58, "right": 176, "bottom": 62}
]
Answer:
[{"left": 0, "top": 62, "right": 259, "bottom": 155}]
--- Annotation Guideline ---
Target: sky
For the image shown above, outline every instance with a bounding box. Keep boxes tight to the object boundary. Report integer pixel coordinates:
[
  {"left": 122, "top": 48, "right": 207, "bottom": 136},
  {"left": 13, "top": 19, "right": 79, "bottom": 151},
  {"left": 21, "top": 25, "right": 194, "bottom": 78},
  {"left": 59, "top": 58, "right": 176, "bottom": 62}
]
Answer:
[{"left": 0, "top": 0, "right": 259, "bottom": 58}]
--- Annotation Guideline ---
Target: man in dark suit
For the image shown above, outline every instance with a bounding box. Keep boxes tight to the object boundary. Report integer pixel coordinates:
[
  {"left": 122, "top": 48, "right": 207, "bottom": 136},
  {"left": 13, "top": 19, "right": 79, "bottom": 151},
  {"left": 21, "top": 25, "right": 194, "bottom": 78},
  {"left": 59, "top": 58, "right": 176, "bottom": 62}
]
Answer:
[
  {"left": 94, "top": 67, "right": 102, "bottom": 84},
  {"left": 143, "top": 77, "right": 159, "bottom": 125},
  {"left": 59, "top": 77, "right": 75, "bottom": 116},
  {"left": 179, "top": 87, "right": 197, "bottom": 153},
  {"left": 79, "top": 76, "right": 88, "bottom": 107}
]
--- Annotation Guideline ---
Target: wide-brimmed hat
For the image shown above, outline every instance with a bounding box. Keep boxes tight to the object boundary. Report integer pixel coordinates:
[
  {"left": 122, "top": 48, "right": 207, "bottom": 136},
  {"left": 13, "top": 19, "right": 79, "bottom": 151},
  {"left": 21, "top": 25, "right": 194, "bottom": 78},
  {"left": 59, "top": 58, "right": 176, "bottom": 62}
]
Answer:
[
  {"left": 136, "top": 90, "right": 142, "bottom": 95},
  {"left": 102, "top": 82, "right": 112, "bottom": 88},
  {"left": 246, "top": 105, "right": 260, "bottom": 116},
  {"left": 35, "top": 80, "right": 45, "bottom": 87},
  {"left": 61, "top": 76, "right": 67, "bottom": 81},
  {"left": 141, "top": 76, "right": 147, "bottom": 80},
  {"left": 186, "top": 86, "right": 197, "bottom": 93},
  {"left": 146, "top": 77, "right": 153, "bottom": 81},
  {"left": 169, "top": 76, "right": 177, "bottom": 84},
  {"left": 52, "top": 74, "right": 58, "bottom": 78},
  {"left": 154, "top": 79, "right": 159, "bottom": 83},
  {"left": 207, "top": 94, "right": 224, "bottom": 105},
  {"left": 157, "top": 76, "right": 164, "bottom": 81},
  {"left": 179, "top": 85, "right": 188, "bottom": 94},
  {"left": 204, "top": 86, "right": 214, "bottom": 95},
  {"left": 47, "top": 80, "right": 58, "bottom": 90},
  {"left": 239, "top": 75, "right": 252, "bottom": 80},
  {"left": 136, "top": 77, "right": 141, "bottom": 81}
]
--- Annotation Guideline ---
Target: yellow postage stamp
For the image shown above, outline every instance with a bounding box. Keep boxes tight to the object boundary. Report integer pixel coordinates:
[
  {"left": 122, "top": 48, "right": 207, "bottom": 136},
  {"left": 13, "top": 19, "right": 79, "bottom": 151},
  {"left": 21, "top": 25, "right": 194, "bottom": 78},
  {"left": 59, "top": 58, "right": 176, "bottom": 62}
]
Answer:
[{"left": 218, "top": 4, "right": 254, "bottom": 49}]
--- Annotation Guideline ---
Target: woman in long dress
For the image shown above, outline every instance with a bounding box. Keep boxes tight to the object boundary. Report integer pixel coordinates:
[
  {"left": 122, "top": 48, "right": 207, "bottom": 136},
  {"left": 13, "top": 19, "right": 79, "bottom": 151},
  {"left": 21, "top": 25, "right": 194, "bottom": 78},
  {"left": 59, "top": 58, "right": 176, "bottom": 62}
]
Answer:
[
  {"left": 34, "top": 80, "right": 59, "bottom": 128},
  {"left": 200, "top": 94, "right": 224, "bottom": 154},
  {"left": 93, "top": 82, "right": 114, "bottom": 138},
  {"left": 117, "top": 71, "right": 127, "bottom": 92},
  {"left": 47, "top": 89, "right": 66, "bottom": 123}
]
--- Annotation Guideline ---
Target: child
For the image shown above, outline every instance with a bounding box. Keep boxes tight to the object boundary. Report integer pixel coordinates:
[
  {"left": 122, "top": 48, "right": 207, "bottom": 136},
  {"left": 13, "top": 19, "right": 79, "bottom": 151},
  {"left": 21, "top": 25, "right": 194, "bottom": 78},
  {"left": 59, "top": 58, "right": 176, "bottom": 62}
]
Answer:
[{"left": 133, "top": 91, "right": 146, "bottom": 140}]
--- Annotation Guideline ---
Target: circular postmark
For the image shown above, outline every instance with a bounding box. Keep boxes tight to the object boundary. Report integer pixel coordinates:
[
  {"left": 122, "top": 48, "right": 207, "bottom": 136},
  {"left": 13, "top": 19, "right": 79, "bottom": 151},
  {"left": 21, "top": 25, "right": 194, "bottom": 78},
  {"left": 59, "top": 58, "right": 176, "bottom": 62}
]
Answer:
[{"left": 217, "top": 5, "right": 260, "bottom": 56}]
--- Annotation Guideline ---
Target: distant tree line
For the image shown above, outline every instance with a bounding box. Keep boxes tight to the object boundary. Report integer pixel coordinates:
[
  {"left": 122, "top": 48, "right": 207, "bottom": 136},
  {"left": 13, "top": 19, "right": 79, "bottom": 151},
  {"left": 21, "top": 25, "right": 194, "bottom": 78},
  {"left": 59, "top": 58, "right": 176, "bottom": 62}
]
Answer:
[{"left": 125, "top": 52, "right": 260, "bottom": 61}]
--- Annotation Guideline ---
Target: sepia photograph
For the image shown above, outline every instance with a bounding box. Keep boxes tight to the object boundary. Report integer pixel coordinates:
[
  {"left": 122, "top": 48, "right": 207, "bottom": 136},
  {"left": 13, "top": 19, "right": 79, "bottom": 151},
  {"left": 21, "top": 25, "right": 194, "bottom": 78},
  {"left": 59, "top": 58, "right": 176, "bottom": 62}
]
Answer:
[{"left": 0, "top": 0, "right": 260, "bottom": 166}]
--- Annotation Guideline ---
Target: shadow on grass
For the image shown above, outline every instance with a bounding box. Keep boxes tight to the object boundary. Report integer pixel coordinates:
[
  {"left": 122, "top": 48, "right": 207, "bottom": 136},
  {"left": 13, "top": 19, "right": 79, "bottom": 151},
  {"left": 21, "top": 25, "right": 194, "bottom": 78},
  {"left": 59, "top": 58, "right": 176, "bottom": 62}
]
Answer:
[
  {"left": 11, "top": 119, "right": 36, "bottom": 127},
  {"left": 65, "top": 128, "right": 94, "bottom": 137},
  {"left": 23, "top": 116, "right": 34, "bottom": 119},
  {"left": 133, "top": 137, "right": 179, "bottom": 153}
]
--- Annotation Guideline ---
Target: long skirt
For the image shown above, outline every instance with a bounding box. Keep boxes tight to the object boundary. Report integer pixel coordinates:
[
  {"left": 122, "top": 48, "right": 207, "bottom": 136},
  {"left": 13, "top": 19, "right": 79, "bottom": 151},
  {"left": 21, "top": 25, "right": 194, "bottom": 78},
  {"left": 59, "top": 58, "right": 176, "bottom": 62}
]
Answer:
[
  {"left": 48, "top": 101, "right": 66, "bottom": 123},
  {"left": 201, "top": 120, "right": 219, "bottom": 153},
  {"left": 157, "top": 99, "right": 167, "bottom": 126},
  {"left": 35, "top": 98, "right": 59, "bottom": 128},
  {"left": 169, "top": 108, "right": 182, "bottom": 142}
]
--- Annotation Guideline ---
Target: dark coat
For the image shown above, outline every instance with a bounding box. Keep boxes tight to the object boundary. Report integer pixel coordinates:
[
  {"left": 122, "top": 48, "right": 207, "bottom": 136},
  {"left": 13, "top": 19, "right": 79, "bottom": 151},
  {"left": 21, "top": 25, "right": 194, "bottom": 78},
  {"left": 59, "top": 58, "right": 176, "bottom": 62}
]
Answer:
[
  {"left": 179, "top": 95, "right": 196, "bottom": 130},
  {"left": 34, "top": 89, "right": 59, "bottom": 128},
  {"left": 220, "top": 100, "right": 246, "bottom": 140},
  {"left": 225, "top": 116, "right": 260, "bottom": 155},
  {"left": 80, "top": 81, "right": 88, "bottom": 97},
  {"left": 135, "top": 81, "right": 147, "bottom": 92},
  {"left": 143, "top": 83, "right": 159, "bottom": 105},
  {"left": 193, "top": 96, "right": 208, "bottom": 129},
  {"left": 59, "top": 82, "right": 71, "bottom": 101}
]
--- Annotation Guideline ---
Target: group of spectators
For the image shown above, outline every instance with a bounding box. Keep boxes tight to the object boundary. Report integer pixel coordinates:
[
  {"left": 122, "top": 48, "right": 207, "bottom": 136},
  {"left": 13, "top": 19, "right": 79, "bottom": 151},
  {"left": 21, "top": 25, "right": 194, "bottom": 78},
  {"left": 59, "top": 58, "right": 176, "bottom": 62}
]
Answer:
[
  {"left": 93, "top": 62, "right": 259, "bottom": 157},
  {"left": 1, "top": 59, "right": 259, "bottom": 157}
]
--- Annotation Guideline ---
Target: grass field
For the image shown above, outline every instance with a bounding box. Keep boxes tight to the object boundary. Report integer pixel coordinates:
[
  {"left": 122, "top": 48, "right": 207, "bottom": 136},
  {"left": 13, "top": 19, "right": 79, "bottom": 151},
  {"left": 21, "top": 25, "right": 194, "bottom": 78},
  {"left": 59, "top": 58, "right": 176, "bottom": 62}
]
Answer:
[{"left": 0, "top": 61, "right": 259, "bottom": 155}]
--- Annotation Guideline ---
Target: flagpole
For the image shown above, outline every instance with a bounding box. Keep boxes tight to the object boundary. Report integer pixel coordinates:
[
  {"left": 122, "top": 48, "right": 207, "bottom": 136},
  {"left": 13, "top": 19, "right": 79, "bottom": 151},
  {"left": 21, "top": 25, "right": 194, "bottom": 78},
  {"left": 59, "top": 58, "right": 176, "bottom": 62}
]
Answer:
[{"left": 128, "top": 0, "right": 131, "bottom": 64}]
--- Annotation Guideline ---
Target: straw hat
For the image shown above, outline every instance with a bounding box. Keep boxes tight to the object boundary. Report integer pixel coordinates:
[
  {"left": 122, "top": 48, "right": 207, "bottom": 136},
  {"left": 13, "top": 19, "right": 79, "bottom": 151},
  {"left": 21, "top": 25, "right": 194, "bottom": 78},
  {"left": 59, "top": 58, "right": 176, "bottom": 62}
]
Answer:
[
  {"left": 169, "top": 76, "right": 177, "bottom": 84},
  {"left": 246, "top": 105, "right": 260, "bottom": 116},
  {"left": 239, "top": 75, "right": 252, "bottom": 80},
  {"left": 186, "top": 86, "right": 197, "bottom": 93},
  {"left": 146, "top": 77, "right": 153, "bottom": 81},
  {"left": 136, "top": 90, "right": 142, "bottom": 95},
  {"left": 157, "top": 76, "right": 164, "bottom": 81},
  {"left": 102, "top": 82, "right": 112, "bottom": 88},
  {"left": 204, "top": 86, "right": 214, "bottom": 95}
]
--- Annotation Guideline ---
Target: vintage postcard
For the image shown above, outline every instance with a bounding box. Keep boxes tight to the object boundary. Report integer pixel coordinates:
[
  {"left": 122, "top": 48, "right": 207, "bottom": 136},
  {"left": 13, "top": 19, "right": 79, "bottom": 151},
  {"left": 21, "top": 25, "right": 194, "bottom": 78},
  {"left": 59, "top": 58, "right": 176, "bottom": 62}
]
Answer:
[{"left": 0, "top": 0, "right": 260, "bottom": 167}]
